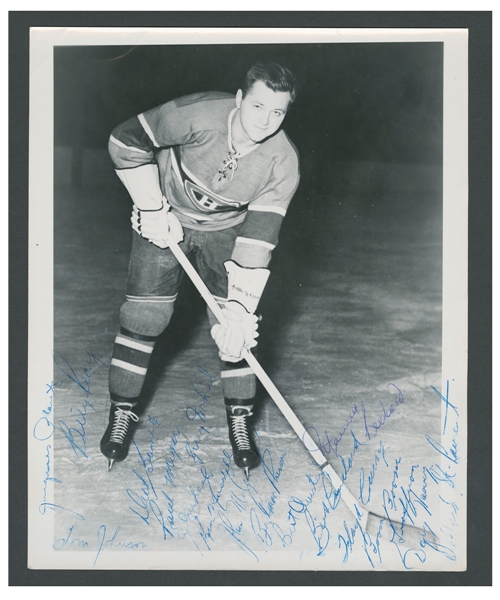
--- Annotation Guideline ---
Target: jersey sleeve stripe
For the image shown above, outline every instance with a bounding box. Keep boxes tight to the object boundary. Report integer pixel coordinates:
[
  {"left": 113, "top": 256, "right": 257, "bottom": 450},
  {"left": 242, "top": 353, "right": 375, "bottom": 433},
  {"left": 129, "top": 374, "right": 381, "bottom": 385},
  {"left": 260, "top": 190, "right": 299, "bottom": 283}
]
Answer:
[
  {"left": 237, "top": 210, "right": 284, "bottom": 247},
  {"left": 231, "top": 241, "right": 272, "bottom": 268},
  {"left": 247, "top": 204, "right": 287, "bottom": 217},
  {"left": 235, "top": 237, "right": 275, "bottom": 250},
  {"left": 138, "top": 113, "right": 160, "bottom": 148},
  {"left": 109, "top": 135, "right": 149, "bottom": 154}
]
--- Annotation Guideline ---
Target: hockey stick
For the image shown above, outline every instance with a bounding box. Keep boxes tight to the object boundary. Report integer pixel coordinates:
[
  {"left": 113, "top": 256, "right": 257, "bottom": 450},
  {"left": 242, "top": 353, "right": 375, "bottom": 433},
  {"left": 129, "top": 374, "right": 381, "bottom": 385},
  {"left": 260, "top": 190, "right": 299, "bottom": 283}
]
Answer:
[{"left": 169, "top": 241, "right": 431, "bottom": 546}]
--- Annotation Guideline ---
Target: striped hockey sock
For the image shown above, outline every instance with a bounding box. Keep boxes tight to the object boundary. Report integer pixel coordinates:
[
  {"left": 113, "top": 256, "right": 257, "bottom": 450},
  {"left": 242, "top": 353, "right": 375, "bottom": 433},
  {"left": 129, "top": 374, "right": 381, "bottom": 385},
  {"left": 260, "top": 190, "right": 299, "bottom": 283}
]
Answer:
[
  {"left": 109, "top": 328, "right": 157, "bottom": 401},
  {"left": 220, "top": 357, "right": 257, "bottom": 402}
]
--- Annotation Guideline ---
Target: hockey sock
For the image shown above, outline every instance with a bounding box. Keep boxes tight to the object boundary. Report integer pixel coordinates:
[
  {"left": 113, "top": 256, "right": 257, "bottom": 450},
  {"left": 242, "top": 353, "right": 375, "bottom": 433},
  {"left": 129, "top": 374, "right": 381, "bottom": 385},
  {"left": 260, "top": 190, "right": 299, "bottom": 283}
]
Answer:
[
  {"left": 109, "top": 297, "right": 176, "bottom": 400},
  {"left": 110, "top": 396, "right": 138, "bottom": 407},
  {"left": 220, "top": 356, "right": 257, "bottom": 402},
  {"left": 109, "top": 328, "right": 157, "bottom": 400}
]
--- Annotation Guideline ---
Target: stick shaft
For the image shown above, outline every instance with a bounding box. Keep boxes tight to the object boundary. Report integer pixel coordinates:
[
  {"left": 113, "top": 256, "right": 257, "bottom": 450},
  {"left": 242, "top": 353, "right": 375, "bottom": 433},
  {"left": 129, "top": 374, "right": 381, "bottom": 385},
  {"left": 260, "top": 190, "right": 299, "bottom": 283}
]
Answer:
[
  {"left": 169, "top": 241, "right": 363, "bottom": 522},
  {"left": 243, "top": 349, "right": 365, "bottom": 521}
]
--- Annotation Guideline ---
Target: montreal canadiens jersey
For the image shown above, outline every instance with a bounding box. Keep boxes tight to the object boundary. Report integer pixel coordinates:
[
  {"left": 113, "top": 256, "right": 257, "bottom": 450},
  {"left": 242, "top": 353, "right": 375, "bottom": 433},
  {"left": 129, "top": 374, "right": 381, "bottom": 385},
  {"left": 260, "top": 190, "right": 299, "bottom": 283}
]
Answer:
[{"left": 109, "top": 91, "right": 300, "bottom": 268}]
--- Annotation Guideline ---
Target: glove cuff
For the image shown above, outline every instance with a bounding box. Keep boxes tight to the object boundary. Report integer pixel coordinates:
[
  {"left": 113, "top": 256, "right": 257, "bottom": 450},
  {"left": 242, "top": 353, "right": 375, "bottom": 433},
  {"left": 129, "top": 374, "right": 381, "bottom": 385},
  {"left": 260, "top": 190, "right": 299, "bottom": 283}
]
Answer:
[
  {"left": 224, "top": 260, "right": 270, "bottom": 313},
  {"left": 116, "top": 164, "right": 164, "bottom": 210}
]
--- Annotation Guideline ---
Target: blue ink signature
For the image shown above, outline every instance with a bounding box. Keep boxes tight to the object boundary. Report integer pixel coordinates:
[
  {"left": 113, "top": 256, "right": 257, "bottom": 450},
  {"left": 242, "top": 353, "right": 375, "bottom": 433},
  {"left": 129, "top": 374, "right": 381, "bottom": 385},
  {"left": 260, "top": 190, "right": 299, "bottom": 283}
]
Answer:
[
  {"left": 94, "top": 525, "right": 146, "bottom": 566},
  {"left": 176, "top": 471, "right": 211, "bottom": 539},
  {"left": 39, "top": 443, "right": 61, "bottom": 514},
  {"left": 38, "top": 443, "right": 85, "bottom": 519},
  {"left": 163, "top": 427, "right": 183, "bottom": 487},
  {"left": 303, "top": 383, "right": 404, "bottom": 456},
  {"left": 160, "top": 489, "right": 176, "bottom": 530},
  {"left": 359, "top": 440, "right": 389, "bottom": 505},
  {"left": 338, "top": 430, "right": 368, "bottom": 483},
  {"left": 423, "top": 463, "right": 456, "bottom": 488},
  {"left": 382, "top": 456, "right": 402, "bottom": 511},
  {"left": 336, "top": 382, "right": 461, "bottom": 569},
  {"left": 419, "top": 520, "right": 456, "bottom": 561},
  {"left": 53, "top": 525, "right": 89, "bottom": 550},
  {"left": 33, "top": 380, "right": 62, "bottom": 441},
  {"left": 185, "top": 425, "right": 210, "bottom": 465},
  {"left": 377, "top": 460, "right": 457, "bottom": 569},
  {"left": 145, "top": 415, "right": 160, "bottom": 473},
  {"left": 260, "top": 448, "right": 286, "bottom": 494},
  {"left": 288, "top": 471, "right": 330, "bottom": 556},
  {"left": 435, "top": 494, "right": 459, "bottom": 556},
  {"left": 426, "top": 383, "right": 459, "bottom": 464},
  {"left": 200, "top": 464, "right": 247, "bottom": 514},
  {"left": 362, "top": 383, "right": 405, "bottom": 440},
  {"left": 431, "top": 380, "right": 458, "bottom": 435},
  {"left": 50, "top": 351, "right": 107, "bottom": 458},
  {"left": 337, "top": 512, "right": 384, "bottom": 569},
  {"left": 52, "top": 349, "right": 109, "bottom": 398},
  {"left": 186, "top": 366, "right": 214, "bottom": 422},
  {"left": 253, "top": 514, "right": 294, "bottom": 549},
  {"left": 176, "top": 445, "right": 292, "bottom": 554},
  {"left": 192, "top": 515, "right": 216, "bottom": 553},
  {"left": 36, "top": 411, "right": 84, "bottom": 520},
  {"left": 57, "top": 397, "right": 96, "bottom": 459},
  {"left": 217, "top": 510, "right": 259, "bottom": 561},
  {"left": 127, "top": 440, "right": 174, "bottom": 540}
]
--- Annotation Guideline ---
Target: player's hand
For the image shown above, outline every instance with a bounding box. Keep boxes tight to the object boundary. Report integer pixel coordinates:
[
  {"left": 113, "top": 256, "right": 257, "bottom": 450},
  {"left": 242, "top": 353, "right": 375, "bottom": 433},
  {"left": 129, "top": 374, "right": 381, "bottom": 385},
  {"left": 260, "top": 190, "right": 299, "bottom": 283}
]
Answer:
[
  {"left": 131, "top": 201, "right": 184, "bottom": 249},
  {"left": 210, "top": 300, "right": 259, "bottom": 362}
]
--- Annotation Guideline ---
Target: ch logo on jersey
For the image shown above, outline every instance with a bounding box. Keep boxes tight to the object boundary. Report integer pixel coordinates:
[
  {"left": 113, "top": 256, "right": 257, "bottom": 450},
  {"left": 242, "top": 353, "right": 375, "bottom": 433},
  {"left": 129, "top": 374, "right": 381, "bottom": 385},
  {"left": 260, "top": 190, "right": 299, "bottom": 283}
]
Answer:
[
  {"left": 184, "top": 180, "right": 242, "bottom": 213},
  {"left": 171, "top": 147, "right": 245, "bottom": 215}
]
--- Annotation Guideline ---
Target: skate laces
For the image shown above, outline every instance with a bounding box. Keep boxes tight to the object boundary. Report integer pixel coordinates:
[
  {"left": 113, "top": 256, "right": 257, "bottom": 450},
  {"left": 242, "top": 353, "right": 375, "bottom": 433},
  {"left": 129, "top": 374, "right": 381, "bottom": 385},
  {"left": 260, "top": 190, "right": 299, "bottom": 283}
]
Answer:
[
  {"left": 110, "top": 403, "right": 139, "bottom": 443},
  {"left": 229, "top": 406, "right": 253, "bottom": 450}
]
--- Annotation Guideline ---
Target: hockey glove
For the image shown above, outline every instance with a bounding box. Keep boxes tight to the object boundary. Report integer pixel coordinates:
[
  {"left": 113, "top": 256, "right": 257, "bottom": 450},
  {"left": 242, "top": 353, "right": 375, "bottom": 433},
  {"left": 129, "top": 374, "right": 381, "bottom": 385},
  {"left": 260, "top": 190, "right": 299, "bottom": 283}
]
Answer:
[
  {"left": 116, "top": 164, "right": 164, "bottom": 211},
  {"left": 224, "top": 260, "right": 270, "bottom": 314},
  {"left": 211, "top": 300, "right": 259, "bottom": 362},
  {"left": 210, "top": 261, "right": 270, "bottom": 362},
  {"left": 131, "top": 201, "right": 184, "bottom": 249}
]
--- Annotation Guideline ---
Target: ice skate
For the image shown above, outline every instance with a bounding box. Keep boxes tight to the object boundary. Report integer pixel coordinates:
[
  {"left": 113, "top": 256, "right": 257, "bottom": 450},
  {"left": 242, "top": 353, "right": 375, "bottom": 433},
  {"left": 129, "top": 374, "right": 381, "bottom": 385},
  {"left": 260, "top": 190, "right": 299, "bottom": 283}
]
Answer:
[
  {"left": 100, "top": 402, "right": 140, "bottom": 470},
  {"left": 226, "top": 403, "right": 260, "bottom": 477}
]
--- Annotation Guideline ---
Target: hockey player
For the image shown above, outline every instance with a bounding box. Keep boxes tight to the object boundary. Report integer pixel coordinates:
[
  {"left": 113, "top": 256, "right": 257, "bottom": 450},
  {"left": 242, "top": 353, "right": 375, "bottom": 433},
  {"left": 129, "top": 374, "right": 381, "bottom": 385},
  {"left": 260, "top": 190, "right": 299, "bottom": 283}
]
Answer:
[{"left": 100, "top": 62, "right": 300, "bottom": 475}]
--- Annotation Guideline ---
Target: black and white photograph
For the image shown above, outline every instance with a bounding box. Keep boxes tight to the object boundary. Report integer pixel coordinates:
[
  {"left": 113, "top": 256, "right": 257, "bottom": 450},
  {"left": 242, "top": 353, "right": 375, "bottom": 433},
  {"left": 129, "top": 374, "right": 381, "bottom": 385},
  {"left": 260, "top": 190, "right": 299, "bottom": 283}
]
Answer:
[{"left": 27, "top": 26, "right": 468, "bottom": 571}]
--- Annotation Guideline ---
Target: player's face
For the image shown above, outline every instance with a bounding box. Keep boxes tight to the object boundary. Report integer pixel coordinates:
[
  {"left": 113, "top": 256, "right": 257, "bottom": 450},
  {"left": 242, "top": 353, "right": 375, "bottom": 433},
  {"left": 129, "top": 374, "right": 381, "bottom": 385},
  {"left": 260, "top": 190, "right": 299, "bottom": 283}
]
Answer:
[{"left": 235, "top": 81, "right": 291, "bottom": 144}]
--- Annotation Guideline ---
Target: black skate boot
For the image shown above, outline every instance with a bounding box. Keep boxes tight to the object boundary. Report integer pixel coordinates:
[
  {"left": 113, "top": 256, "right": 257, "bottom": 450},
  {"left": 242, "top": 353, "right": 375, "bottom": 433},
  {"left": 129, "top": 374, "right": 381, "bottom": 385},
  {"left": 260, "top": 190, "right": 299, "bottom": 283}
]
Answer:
[
  {"left": 100, "top": 402, "right": 140, "bottom": 471},
  {"left": 225, "top": 401, "right": 260, "bottom": 478}
]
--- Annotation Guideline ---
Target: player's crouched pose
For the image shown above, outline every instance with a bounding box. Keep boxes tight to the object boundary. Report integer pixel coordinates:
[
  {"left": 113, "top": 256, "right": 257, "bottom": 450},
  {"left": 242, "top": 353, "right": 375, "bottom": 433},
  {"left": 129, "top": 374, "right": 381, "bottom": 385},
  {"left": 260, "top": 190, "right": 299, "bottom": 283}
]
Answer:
[{"left": 100, "top": 62, "right": 300, "bottom": 476}]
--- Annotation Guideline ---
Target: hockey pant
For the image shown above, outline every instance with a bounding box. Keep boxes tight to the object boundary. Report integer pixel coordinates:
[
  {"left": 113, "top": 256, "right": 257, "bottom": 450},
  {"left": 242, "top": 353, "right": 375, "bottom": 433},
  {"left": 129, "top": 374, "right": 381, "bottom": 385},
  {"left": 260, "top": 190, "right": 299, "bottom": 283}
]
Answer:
[{"left": 108, "top": 229, "right": 256, "bottom": 405}]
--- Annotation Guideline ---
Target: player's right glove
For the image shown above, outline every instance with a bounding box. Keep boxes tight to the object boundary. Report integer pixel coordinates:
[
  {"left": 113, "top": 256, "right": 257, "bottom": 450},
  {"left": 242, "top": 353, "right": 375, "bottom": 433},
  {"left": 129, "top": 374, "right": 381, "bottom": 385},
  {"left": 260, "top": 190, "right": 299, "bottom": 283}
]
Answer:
[
  {"left": 115, "top": 164, "right": 184, "bottom": 249},
  {"left": 131, "top": 201, "right": 184, "bottom": 249}
]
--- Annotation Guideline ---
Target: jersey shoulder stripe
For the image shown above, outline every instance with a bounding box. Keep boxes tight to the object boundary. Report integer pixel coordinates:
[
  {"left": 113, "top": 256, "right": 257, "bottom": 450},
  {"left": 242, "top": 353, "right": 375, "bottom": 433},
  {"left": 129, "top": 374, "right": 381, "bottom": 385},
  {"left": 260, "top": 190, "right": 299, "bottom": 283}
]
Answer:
[
  {"left": 138, "top": 113, "right": 160, "bottom": 147},
  {"left": 109, "top": 134, "right": 149, "bottom": 154}
]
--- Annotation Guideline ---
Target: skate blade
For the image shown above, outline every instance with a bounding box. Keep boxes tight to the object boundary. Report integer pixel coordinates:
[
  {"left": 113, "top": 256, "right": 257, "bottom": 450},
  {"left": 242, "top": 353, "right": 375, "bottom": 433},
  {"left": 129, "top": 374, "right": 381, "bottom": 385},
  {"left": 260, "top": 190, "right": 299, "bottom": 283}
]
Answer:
[{"left": 107, "top": 459, "right": 114, "bottom": 472}]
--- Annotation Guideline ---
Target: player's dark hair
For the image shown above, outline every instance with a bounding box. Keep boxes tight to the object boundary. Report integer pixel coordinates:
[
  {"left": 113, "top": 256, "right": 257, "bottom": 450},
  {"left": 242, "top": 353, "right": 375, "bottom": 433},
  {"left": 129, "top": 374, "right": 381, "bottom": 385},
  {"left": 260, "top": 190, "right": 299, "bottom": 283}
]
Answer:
[{"left": 242, "top": 62, "right": 298, "bottom": 104}]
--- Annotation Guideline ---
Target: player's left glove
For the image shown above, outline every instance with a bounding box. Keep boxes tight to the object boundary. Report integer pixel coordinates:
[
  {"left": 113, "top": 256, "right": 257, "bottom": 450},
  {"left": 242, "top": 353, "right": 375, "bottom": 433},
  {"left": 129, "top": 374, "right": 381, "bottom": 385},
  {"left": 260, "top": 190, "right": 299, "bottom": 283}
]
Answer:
[
  {"left": 131, "top": 201, "right": 184, "bottom": 249},
  {"left": 211, "top": 261, "right": 270, "bottom": 362},
  {"left": 211, "top": 301, "right": 259, "bottom": 362}
]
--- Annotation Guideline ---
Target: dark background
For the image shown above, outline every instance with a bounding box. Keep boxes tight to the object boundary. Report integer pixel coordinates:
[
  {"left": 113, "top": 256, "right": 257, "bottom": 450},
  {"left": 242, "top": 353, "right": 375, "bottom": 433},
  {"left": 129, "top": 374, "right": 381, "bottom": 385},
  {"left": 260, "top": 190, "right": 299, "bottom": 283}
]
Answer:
[
  {"left": 54, "top": 42, "right": 443, "bottom": 162},
  {"left": 53, "top": 41, "right": 443, "bottom": 311},
  {"left": 54, "top": 42, "right": 442, "bottom": 188},
  {"left": 10, "top": 11, "right": 491, "bottom": 587}
]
